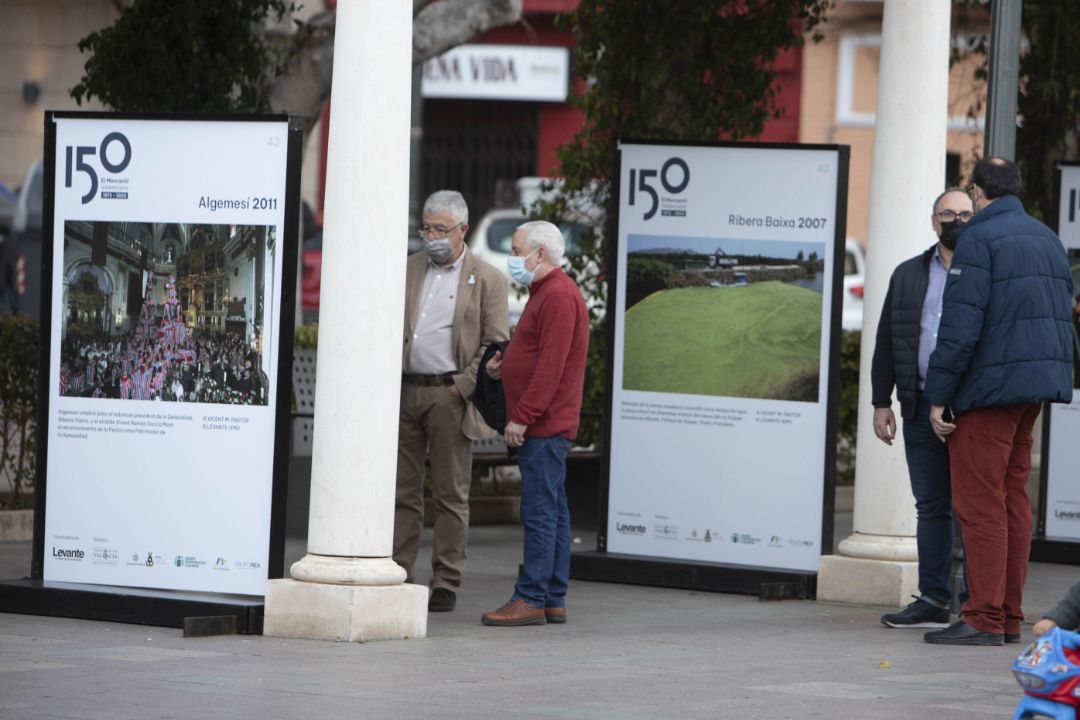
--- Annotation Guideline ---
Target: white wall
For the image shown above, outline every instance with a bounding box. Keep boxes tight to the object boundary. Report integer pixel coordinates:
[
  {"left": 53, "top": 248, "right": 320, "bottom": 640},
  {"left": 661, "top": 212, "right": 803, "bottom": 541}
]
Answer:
[{"left": 0, "top": 1, "right": 115, "bottom": 190}]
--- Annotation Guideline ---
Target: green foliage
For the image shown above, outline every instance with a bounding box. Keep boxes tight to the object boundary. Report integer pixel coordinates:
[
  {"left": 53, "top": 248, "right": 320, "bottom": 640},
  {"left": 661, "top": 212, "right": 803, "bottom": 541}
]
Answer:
[
  {"left": 954, "top": 0, "right": 1080, "bottom": 220},
  {"left": 576, "top": 328, "right": 606, "bottom": 449},
  {"left": 293, "top": 322, "right": 319, "bottom": 349},
  {"left": 0, "top": 317, "right": 39, "bottom": 507},
  {"left": 530, "top": 2, "right": 830, "bottom": 447},
  {"left": 1015, "top": 1, "right": 1080, "bottom": 221},
  {"left": 625, "top": 256, "right": 675, "bottom": 308},
  {"left": 836, "top": 329, "right": 861, "bottom": 485},
  {"left": 546, "top": 1, "right": 829, "bottom": 215},
  {"left": 71, "top": 0, "right": 297, "bottom": 113},
  {"left": 556, "top": 1, "right": 828, "bottom": 199}
]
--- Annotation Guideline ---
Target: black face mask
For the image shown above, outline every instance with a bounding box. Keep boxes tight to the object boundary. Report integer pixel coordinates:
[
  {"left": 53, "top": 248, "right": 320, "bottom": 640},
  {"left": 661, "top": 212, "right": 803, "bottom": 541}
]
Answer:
[{"left": 938, "top": 219, "right": 961, "bottom": 251}]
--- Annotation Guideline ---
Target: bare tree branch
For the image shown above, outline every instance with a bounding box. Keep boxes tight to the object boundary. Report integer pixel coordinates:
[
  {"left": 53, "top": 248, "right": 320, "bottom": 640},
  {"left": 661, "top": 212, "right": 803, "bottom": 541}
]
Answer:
[
  {"left": 268, "top": 11, "right": 336, "bottom": 132},
  {"left": 269, "top": 0, "right": 523, "bottom": 130},
  {"left": 413, "top": 0, "right": 522, "bottom": 64}
]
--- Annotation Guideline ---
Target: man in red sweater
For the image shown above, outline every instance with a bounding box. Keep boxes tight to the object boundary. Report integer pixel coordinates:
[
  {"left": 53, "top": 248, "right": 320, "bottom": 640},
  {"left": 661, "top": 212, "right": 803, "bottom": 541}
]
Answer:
[{"left": 481, "top": 220, "right": 590, "bottom": 626}]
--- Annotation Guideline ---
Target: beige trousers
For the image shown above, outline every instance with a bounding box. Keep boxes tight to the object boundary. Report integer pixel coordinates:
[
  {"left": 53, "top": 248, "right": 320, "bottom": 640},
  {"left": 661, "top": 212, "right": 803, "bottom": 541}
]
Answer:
[{"left": 393, "top": 383, "right": 473, "bottom": 591}]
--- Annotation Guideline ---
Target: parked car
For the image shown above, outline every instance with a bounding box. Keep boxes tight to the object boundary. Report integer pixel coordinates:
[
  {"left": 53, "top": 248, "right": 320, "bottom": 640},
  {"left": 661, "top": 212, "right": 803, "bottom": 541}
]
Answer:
[
  {"left": 0, "top": 184, "right": 15, "bottom": 236},
  {"left": 302, "top": 204, "right": 422, "bottom": 320},
  {"left": 842, "top": 237, "right": 865, "bottom": 332},
  {"left": 0, "top": 161, "right": 43, "bottom": 318}
]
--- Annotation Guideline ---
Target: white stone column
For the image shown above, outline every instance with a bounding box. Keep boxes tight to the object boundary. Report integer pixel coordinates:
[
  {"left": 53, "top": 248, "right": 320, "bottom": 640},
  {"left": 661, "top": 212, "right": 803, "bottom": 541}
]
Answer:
[
  {"left": 817, "top": 0, "right": 952, "bottom": 606},
  {"left": 263, "top": 0, "right": 427, "bottom": 642}
]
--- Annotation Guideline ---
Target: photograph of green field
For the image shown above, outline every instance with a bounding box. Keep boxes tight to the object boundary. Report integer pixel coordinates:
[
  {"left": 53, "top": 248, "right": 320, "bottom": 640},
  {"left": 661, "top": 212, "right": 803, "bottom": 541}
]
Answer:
[{"left": 622, "top": 281, "right": 822, "bottom": 401}]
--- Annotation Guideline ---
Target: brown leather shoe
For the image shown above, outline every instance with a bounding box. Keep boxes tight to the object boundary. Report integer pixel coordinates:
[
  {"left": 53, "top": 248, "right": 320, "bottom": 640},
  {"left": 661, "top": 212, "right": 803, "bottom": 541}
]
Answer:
[
  {"left": 545, "top": 607, "right": 566, "bottom": 624},
  {"left": 481, "top": 598, "right": 546, "bottom": 626}
]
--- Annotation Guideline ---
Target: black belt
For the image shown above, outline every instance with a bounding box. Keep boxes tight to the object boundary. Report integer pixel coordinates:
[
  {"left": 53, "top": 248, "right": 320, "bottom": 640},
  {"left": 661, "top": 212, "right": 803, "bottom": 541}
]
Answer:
[{"left": 402, "top": 372, "right": 454, "bottom": 387}]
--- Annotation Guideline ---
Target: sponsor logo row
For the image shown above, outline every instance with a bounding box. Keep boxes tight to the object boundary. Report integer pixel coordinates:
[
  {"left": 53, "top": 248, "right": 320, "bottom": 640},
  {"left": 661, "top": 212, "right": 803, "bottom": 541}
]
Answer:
[
  {"left": 613, "top": 516, "right": 815, "bottom": 548},
  {"left": 49, "top": 541, "right": 262, "bottom": 572}
]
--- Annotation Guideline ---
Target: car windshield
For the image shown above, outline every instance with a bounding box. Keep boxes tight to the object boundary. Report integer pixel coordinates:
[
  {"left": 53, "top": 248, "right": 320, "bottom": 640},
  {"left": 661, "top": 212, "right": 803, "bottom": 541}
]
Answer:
[{"left": 486, "top": 218, "right": 588, "bottom": 256}]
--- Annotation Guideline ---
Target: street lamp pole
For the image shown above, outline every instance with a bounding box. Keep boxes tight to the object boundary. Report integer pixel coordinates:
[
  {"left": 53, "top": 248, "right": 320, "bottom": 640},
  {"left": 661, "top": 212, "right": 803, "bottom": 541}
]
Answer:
[{"left": 983, "top": 0, "right": 1023, "bottom": 159}]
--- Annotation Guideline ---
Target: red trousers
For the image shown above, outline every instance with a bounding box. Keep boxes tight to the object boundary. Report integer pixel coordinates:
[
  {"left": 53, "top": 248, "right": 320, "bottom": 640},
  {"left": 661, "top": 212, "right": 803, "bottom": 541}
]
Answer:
[{"left": 949, "top": 402, "right": 1042, "bottom": 635}]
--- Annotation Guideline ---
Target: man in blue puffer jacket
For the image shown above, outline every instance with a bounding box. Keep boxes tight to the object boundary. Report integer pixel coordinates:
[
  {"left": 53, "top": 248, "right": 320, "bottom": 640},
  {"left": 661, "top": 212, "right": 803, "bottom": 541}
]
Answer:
[{"left": 922, "top": 157, "right": 1074, "bottom": 647}]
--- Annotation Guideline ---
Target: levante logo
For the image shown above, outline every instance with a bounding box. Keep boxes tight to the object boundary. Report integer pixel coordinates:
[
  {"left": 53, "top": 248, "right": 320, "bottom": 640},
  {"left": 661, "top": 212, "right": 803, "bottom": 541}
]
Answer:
[
  {"left": 52, "top": 546, "right": 85, "bottom": 560},
  {"left": 65, "top": 131, "right": 132, "bottom": 204}
]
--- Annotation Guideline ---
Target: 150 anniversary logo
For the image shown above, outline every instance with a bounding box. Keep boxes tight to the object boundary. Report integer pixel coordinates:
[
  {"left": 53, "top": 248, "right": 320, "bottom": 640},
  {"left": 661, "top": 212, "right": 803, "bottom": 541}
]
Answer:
[
  {"left": 628, "top": 156, "right": 690, "bottom": 221},
  {"left": 64, "top": 131, "right": 132, "bottom": 204}
]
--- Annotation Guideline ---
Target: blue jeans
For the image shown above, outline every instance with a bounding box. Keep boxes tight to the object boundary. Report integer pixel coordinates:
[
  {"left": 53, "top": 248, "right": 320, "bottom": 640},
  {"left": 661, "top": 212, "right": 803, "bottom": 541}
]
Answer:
[
  {"left": 513, "top": 436, "right": 571, "bottom": 608},
  {"left": 903, "top": 394, "right": 957, "bottom": 607}
]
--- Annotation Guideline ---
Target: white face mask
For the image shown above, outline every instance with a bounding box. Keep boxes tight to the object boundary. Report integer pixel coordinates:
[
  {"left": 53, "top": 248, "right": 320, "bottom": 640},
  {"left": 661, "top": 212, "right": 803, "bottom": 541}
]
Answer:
[{"left": 507, "top": 248, "right": 539, "bottom": 286}]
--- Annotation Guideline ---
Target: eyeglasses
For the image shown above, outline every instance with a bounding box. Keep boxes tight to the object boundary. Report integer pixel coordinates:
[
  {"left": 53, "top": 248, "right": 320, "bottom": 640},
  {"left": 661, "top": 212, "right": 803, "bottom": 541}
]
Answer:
[
  {"left": 417, "top": 222, "right": 462, "bottom": 240},
  {"left": 937, "top": 209, "right": 974, "bottom": 222}
]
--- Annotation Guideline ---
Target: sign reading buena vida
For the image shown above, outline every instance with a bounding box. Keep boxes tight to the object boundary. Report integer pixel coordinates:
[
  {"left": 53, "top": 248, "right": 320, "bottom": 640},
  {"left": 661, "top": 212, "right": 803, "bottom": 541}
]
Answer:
[{"left": 421, "top": 44, "right": 570, "bottom": 102}]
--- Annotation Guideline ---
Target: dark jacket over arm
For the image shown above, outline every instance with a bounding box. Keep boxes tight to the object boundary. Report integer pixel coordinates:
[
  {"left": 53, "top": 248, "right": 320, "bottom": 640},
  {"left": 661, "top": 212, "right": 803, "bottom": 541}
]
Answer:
[
  {"left": 870, "top": 247, "right": 934, "bottom": 420},
  {"left": 470, "top": 341, "right": 508, "bottom": 434}
]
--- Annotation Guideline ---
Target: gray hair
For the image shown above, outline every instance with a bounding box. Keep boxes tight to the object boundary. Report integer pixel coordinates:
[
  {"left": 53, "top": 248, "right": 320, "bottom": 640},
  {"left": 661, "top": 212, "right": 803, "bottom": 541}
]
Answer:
[
  {"left": 517, "top": 220, "right": 565, "bottom": 265},
  {"left": 423, "top": 190, "right": 468, "bottom": 225}
]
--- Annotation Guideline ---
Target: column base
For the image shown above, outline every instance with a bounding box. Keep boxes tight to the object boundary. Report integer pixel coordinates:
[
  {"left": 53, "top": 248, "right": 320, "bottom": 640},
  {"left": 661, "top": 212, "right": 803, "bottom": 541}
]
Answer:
[
  {"left": 817, "top": 554, "right": 918, "bottom": 607},
  {"left": 263, "top": 580, "right": 428, "bottom": 642}
]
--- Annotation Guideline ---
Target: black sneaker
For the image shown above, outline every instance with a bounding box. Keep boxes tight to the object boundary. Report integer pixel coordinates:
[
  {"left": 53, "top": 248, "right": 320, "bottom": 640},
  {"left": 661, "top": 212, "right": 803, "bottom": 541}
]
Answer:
[
  {"left": 428, "top": 588, "right": 456, "bottom": 612},
  {"left": 924, "top": 620, "right": 1004, "bottom": 646},
  {"left": 881, "top": 597, "right": 950, "bottom": 628}
]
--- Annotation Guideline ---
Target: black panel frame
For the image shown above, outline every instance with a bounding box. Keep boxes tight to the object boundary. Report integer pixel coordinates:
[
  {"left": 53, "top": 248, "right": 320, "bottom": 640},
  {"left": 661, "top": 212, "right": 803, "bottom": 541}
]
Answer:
[
  {"left": 1030, "top": 161, "right": 1080, "bottom": 565},
  {"left": 577, "top": 138, "right": 850, "bottom": 597},
  {"left": 0, "top": 112, "right": 302, "bottom": 630}
]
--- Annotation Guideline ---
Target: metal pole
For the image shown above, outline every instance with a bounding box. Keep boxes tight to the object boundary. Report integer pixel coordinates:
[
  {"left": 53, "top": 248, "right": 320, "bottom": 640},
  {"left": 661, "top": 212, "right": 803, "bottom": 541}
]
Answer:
[{"left": 983, "top": 0, "right": 1023, "bottom": 159}]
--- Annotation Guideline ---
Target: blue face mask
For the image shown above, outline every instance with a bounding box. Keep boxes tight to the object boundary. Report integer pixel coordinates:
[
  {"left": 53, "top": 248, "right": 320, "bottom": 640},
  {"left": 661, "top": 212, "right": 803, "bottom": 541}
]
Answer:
[{"left": 507, "top": 248, "right": 539, "bottom": 286}]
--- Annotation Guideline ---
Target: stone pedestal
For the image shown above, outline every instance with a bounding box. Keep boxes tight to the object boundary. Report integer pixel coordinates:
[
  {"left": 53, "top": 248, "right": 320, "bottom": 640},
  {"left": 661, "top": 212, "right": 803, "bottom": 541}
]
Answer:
[
  {"left": 817, "top": 534, "right": 919, "bottom": 606},
  {"left": 263, "top": 0, "right": 424, "bottom": 641},
  {"left": 817, "top": 555, "right": 919, "bottom": 607},
  {"left": 264, "top": 581, "right": 427, "bottom": 642},
  {"left": 817, "top": 0, "right": 952, "bottom": 607}
]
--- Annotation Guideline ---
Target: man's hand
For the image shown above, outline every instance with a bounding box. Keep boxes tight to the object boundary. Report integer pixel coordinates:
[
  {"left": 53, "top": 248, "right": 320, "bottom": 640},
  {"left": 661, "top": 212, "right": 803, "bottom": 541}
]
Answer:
[
  {"left": 485, "top": 350, "right": 503, "bottom": 380},
  {"left": 504, "top": 420, "right": 527, "bottom": 447},
  {"left": 873, "top": 408, "right": 897, "bottom": 446},
  {"left": 929, "top": 404, "right": 956, "bottom": 442},
  {"left": 1034, "top": 618, "right": 1059, "bottom": 636}
]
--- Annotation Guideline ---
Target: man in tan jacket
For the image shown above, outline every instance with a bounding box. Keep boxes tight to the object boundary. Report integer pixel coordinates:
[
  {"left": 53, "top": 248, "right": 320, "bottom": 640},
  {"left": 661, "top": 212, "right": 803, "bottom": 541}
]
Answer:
[{"left": 396, "top": 190, "right": 509, "bottom": 612}]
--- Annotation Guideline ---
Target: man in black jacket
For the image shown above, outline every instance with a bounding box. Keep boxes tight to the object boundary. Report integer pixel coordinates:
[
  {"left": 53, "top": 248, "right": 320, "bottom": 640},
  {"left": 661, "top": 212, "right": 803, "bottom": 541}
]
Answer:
[{"left": 871, "top": 187, "right": 973, "bottom": 630}]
